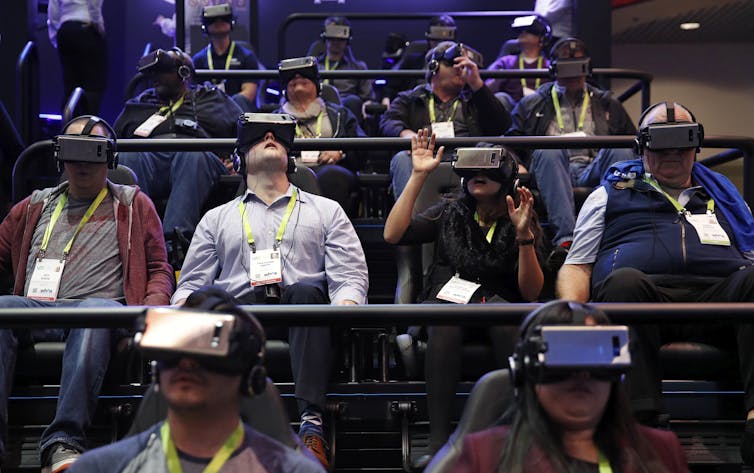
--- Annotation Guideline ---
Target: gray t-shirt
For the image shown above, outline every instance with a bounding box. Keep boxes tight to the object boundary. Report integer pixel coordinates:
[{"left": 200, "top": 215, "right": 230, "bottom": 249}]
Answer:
[
  {"left": 544, "top": 87, "right": 596, "bottom": 162},
  {"left": 24, "top": 191, "right": 124, "bottom": 301},
  {"left": 178, "top": 446, "right": 269, "bottom": 473}
]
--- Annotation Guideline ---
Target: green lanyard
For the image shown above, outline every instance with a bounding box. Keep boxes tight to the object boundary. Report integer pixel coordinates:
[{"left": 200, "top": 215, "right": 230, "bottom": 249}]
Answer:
[
  {"left": 295, "top": 111, "right": 324, "bottom": 138},
  {"left": 643, "top": 176, "right": 714, "bottom": 214},
  {"left": 518, "top": 54, "right": 543, "bottom": 90},
  {"left": 473, "top": 211, "right": 497, "bottom": 243},
  {"left": 323, "top": 57, "right": 339, "bottom": 85},
  {"left": 551, "top": 86, "right": 590, "bottom": 132},
  {"left": 39, "top": 187, "right": 108, "bottom": 260},
  {"left": 207, "top": 41, "right": 235, "bottom": 71},
  {"left": 158, "top": 94, "right": 185, "bottom": 117},
  {"left": 160, "top": 420, "right": 243, "bottom": 473},
  {"left": 428, "top": 95, "right": 460, "bottom": 123},
  {"left": 238, "top": 188, "right": 299, "bottom": 252},
  {"left": 597, "top": 450, "right": 613, "bottom": 473}
]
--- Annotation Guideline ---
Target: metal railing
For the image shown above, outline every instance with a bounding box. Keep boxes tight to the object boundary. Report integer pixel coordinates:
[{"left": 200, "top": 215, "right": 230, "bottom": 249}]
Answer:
[
  {"left": 16, "top": 41, "right": 39, "bottom": 146},
  {"left": 62, "top": 87, "right": 85, "bottom": 126}
]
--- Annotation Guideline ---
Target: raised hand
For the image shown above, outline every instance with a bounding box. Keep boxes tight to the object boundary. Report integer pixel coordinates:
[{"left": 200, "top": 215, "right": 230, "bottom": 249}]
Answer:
[
  {"left": 411, "top": 128, "right": 444, "bottom": 174},
  {"left": 506, "top": 185, "right": 535, "bottom": 238}
]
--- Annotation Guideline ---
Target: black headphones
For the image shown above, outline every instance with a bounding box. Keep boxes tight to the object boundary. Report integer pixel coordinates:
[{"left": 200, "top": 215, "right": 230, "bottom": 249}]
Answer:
[
  {"left": 200, "top": 3, "right": 235, "bottom": 34},
  {"left": 425, "top": 41, "right": 458, "bottom": 81},
  {"left": 509, "top": 301, "right": 601, "bottom": 390},
  {"left": 634, "top": 101, "right": 703, "bottom": 155},
  {"left": 167, "top": 47, "right": 194, "bottom": 81},
  {"left": 547, "top": 37, "right": 591, "bottom": 77},
  {"left": 56, "top": 115, "right": 118, "bottom": 171},
  {"left": 232, "top": 147, "right": 296, "bottom": 176}
]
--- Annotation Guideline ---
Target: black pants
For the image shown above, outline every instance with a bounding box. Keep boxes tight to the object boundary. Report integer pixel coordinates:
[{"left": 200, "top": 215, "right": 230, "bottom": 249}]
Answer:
[
  {"left": 245, "top": 283, "right": 333, "bottom": 415},
  {"left": 56, "top": 20, "right": 108, "bottom": 115},
  {"left": 311, "top": 164, "right": 359, "bottom": 218},
  {"left": 592, "top": 266, "right": 754, "bottom": 414}
]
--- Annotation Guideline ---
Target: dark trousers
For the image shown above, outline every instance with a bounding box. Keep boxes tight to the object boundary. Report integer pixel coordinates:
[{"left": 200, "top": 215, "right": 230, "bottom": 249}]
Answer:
[
  {"left": 592, "top": 266, "right": 754, "bottom": 414},
  {"left": 251, "top": 283, "right": 333, "bottom": 415},
  {"left": 56, "top": 21, "right": 108, "bottom": 115}
]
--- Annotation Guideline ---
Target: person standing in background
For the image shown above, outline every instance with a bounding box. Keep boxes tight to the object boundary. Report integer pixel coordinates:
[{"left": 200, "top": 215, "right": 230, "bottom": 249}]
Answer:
[{"left": 48, "top": 0, "right": 108, "bottom": 116}]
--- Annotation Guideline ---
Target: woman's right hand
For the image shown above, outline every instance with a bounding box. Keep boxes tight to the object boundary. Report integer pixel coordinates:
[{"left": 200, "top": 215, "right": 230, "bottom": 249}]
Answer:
[{"left": 411, "top": 128, "right": 444, "bottom": 175}]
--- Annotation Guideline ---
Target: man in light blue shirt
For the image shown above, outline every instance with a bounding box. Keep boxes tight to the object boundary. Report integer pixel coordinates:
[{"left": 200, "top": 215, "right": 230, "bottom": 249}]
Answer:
[{"left": 172, "top": 113, "right": 368, "bottom": 470}]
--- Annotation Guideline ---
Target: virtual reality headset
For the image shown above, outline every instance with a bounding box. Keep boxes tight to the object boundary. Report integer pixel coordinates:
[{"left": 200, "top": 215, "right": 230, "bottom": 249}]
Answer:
[
  {"left": 452, "top": 147, "right": 516, "bottom": 182},
  {"left": 135, "top": 308, "right": 249, "bottom": 375},
  {"left": 322, "top": 23, "right": 351, "bottom": 40},
  {"left": 519, "top": 325, "right": 631, "bottom": 384},
  {"left": 427, "top": 25, "right": 457, "bottom": 41},
  {"left": 237, "top": 113, "right": 297, "bottom": 152},
  {"left": 435, "top": 43, "right": 484, "bottom": 68},
  {"left": 54, "top": 135, "right": 114, "bottom": 164},
  {"left": 551, "top": 57, "right": 591, "bottom": 78},
  {"left": 202, "top": 3, "right": 233, "bottom": 22},
  {"left": 278, "top": 56, "right": 320, "bottom": 91},
  {"left": 138, "top": 49, "right": 180, "bottom": 75},
  {"left": 638, "top": 122, "right": 703, "bottom": 151},
  {"left": 511, "top": 15, "right": 550, "bottom": 38}
]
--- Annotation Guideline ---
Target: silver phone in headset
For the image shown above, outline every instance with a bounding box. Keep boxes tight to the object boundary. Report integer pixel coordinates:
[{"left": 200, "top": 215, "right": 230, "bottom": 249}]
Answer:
[{"left": 454, "top": 147, "right": 503, "bottom": 170}]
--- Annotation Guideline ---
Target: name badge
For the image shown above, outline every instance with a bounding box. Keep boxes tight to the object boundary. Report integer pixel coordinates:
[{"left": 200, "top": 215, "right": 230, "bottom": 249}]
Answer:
[
  {"left": 562, "top": 131, "right": 587, "bottom": 137},
  {"left": 26, "top": 258, "right": 66, "bottom": 301},
  {"left": 249, "top": 249, "right": 283, "bottom": 286},
  {"left": 436, "top": 275, "right": 481, "bottom": 304},
  {"left": 300, "top": 151, "right": 320, "bottom": 164},
  {"left": 522, "top": 86, "right": 535, "bottom": 96},
  {"left": 685, "top": 212, "right": 731, "bottom": 246},
  {"left": 431, "top": 121, "right": 455, "bottom": 138},
  {"left": 133, "top": 114, "right": 167, "bottom": 138}
]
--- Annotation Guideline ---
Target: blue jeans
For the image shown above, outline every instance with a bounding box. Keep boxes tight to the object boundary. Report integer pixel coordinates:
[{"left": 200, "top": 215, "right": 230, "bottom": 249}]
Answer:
[
  {"left": 118, "top": 150, "right": 228, "bottom": 237},
  {"left": 529, "top": 148, "right": 635, "bottom": 245},
  {"left": 0, "top": 296, "right": 123, "bottom": 458}
]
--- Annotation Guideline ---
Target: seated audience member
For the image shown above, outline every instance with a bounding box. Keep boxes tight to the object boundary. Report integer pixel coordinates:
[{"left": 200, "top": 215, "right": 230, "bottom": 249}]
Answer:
[
  {"left": 384, "top": 130, "right": 543, "bottom": 468},
  {"left": 450, "top": 300, "right": 690, "bottom": 473},
  {"left": 385, "top": 15, "right": 458, "bottom": 100},
  {"left": 316, "top": 16, "right": 375, "bottom": 121},
  {"left": 68, "top": 286, "right": 324, "bottom": 473},
  {"left": 507, "top": 37, "right": 635, "bottom": 268},
  {"left": 485, "top": 15, "right": 552, "bottom": 104},
  {"left": 191, "top": 3, "right": 262, "bottom": 113},
  {"left": 381, "top": 41, "right": 511, "bottom": 199},
  {"left": 557, "top": 101, "right": 754, "bottom": 464},
  {"left": 171, "top": 113, "right": 369, "bottom": 469},
  {"left": 0, "top": 116, "right": 173, "bottom": 472},
  {"left": 275, "top": 56, "right": 366, "bottom": 216},
  {"left": 115, "top": 47, "right": 242, "bottom": 239}
]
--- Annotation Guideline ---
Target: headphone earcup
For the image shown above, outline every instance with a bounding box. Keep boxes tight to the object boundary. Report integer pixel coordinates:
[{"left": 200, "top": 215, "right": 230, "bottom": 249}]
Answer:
[
  {"left": 287, "top": 157, "right": 296, "bottom": 174},
  {"left": 178, "top": 65, "right": 191, "bottom": 80},
  {"left": 633, "top": 136, "right": 643, "bottom": 156},
  {"left": 247, "top": 364, "right": 267, "bottom": 395},
  {"left": 233, "top": 149, "right": 245, "bottom": 174}
]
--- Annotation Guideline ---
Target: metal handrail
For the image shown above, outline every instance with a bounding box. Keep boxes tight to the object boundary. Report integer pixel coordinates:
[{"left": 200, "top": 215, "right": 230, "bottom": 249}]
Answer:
[
  {"left": 3, "top": 302, "right": 754, "bottom": 328},
  {"left": 16, "top": 41, "right": 39, "bottom": 146},
  {"left": 62, "top": 87, "right": 85, "bottom": 125}
]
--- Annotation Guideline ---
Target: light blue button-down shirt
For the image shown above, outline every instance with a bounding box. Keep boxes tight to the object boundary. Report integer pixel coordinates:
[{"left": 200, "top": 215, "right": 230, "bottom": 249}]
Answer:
[{"left": 172, "top": 184, "right": 369, "bottom": 304}]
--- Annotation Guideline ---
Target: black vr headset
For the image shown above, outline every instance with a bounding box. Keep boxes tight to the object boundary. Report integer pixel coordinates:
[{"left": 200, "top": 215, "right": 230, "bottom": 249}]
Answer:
[
  {"left": 201, "top": 3, "right": 234, "bottom": 31},
  {"left": 635, "top": 101, "right": 704, "bottom": 154},
  {"left": 135, "top": 306, "right": 267, "bottom": 395},
  {"left": 426, "top": 42, "right": 484, "bottom": 80},
  {"left": 549, "top": 37, "right": 591, "bottom": 79},
  {"left": 426, "top": 25, "right": 457, "bottom": 42},
  {"left": 54, "top": 116, "right": 118, "bottom": 171},
  {"left": 138, "top": 48, "right": 194, "bottom": 80},
  {"left": 452, "top": 146, "right": 519, "bottom": 198},
  {"left": 278, "top": 56, "right": 320, "bottom": 95},
  {"left": 235, "top": 113, "right": 297, "bottom": 175}
]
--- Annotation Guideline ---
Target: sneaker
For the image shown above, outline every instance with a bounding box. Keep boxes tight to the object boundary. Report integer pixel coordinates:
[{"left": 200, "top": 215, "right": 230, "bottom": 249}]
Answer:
[
  {"left": 41, "top": 444, "right": 80, "bottom": 473},
  {"left": 302, "top": 433, "right": 330, "bottom": 470}
]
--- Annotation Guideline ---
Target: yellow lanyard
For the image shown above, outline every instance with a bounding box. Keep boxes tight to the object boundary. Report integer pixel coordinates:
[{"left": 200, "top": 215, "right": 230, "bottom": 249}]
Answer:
[
  {"left": 551, "top": 86, "right": 589, "bottom": 132},
  {"left": 643, "top": 176, "right": 714, "bottom": 214},
  {"left": 473, "top": 211, "right": 497, "bottom": 243},
  {"left": 295, "top": 111, "right": 324, "bottom": 138},
  {"left": 207, "top": 41, "right": 235, "bottom": 71},
  {"left": 597, "top": 450, "right": 613, "bottom": 473},
  {"left": 518, "top": 54, "right": 543, "bottom": 90},
  {"left": 161, "top": 420, "right": 243, "bottom": 473},
  {"left": 39, "top": 187, "right": 108, "bottom": 260},
  {"left": 323, "top": 57, "right": 339, "bottom": 85},
  {"left": 238, "top": 188, "right": 299, "bottom": 252},
  {"left": 428, "top": 95, "right": 460, "bottom": 123},
  {"left": 158, "top": 94, "right": 186, "bottom": 117}
]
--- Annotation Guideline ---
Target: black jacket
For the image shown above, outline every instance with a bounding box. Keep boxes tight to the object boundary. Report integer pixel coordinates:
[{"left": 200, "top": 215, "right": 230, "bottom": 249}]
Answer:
[{"left": 379, "top": 84, "right": 511, "bottom": 138}]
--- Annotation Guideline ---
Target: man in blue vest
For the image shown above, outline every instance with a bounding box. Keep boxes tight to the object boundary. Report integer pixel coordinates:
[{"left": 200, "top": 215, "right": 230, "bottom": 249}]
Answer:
[{"left": 557, "top": 101, "right": 754, "bottom": 464}]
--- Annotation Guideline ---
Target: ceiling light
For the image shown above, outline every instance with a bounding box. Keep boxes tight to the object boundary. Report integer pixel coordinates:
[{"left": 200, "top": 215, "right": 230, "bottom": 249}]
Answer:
[{"left": 680, "top": 22, "right": 700, "bottom": 30}]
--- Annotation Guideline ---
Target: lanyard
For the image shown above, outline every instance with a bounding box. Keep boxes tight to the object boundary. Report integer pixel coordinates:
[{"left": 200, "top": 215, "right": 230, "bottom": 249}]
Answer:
[
  {"left": 429, "top": 95, "right": 460, "bottom": 123},
  {"left": 643, "top": 176, "right": 714, "bottom": 214},
  {"left": 207, "top": 41, "right": 235, "bottom": 71},
  {"left": 551, "top": 86, "right": 589, "bottom": 132},
  {"left": 473, "top": 211, "right": 497, "bottom": 243},
  {"left": 158, "top": 94, "right": 185, "bottom": 117},
  {"left": 39, "top": 187, "right": 108, "bottom": 260},
  {"left": 518, "top": 55, "right": 543, "bottom": 90},
  {"left": 238, "top": 188, "right": 299, "bottom": 252},
  {"left": 295, "top": 111, "right": 324, "bottom": 138},
  {"left": 161, "top": 420, "right": 243, "bottom": 473},
  {"left": 597, "top": 450, "right": 612, "bottom": 473},
  {"left": 323, "top": 57, "right": 339, "bottom": 85}
]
